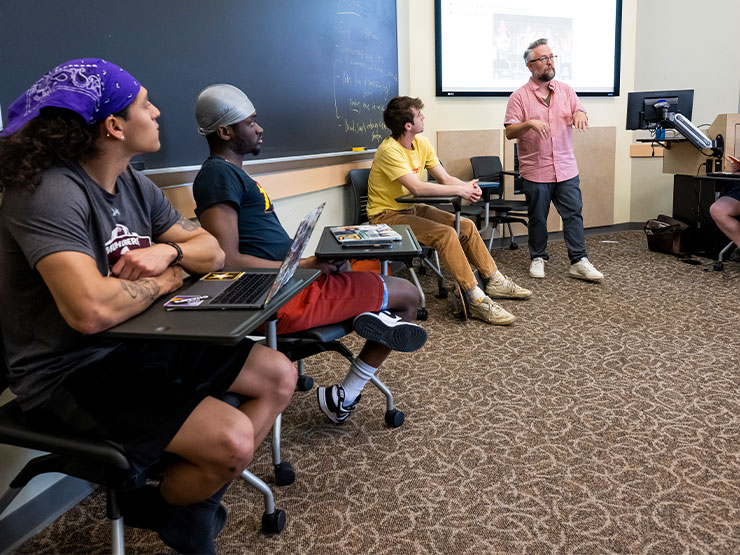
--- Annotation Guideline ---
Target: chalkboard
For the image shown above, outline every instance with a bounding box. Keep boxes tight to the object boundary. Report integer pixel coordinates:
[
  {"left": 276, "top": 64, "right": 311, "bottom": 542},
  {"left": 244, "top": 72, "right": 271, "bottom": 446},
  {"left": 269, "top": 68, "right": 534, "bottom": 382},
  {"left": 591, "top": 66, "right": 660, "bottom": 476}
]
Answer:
[{"left": 0, "top": 0, "right": 398, "bottom": 170}]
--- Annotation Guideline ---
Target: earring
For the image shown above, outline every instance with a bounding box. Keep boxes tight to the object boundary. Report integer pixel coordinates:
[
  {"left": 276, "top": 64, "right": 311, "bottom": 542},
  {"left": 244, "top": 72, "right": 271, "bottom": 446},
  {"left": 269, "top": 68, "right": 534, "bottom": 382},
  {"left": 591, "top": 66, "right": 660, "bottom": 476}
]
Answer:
[
  {"left": 106, "top": 131, "right": 111, "bottom": 138},
  {"left": 120, "top": 135, "right": 125, "bottom": 141}
]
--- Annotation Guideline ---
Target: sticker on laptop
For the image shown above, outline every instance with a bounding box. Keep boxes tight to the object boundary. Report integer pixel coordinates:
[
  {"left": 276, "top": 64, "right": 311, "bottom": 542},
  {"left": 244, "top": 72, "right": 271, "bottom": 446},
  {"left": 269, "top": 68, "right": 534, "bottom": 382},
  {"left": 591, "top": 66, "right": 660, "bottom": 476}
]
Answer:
[
  {"left": 200, "top": 271, "right": 245, "bottom": 281},
  {"left": 164, "top": 295, "right": 210, "bottom": 308}
]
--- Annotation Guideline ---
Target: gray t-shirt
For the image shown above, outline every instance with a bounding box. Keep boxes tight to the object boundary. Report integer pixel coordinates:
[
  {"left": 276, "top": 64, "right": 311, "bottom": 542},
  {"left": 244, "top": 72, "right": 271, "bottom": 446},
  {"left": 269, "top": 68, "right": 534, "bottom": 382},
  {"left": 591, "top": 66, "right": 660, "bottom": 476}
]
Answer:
[{"left": 0, "top": 162, "right": 180, "bottom": 410}]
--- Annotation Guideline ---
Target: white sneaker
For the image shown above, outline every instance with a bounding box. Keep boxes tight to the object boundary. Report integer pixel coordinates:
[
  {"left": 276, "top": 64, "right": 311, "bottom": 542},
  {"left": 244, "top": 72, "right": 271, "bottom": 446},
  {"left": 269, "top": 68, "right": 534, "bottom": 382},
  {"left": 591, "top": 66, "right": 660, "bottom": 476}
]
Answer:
[
  {"left": 485, "top": 274, "right": 532, "bottom": 299},
  {"left": 529, "top": 257, "right": 546, "bottom": 278},
  {"left": 467, "top": 296, "right": 516, "bottom": 325},
  {"left": 568, "top": 257, "right": 604, "bottom": 282}
]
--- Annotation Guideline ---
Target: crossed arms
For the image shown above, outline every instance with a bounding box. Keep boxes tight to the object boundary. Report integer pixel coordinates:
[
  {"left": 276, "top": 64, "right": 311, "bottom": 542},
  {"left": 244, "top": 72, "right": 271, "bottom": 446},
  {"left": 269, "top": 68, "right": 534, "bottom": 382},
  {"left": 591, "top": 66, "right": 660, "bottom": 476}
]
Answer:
[{"left": 37, "top": 216, "right": 225, "bottom": 334}]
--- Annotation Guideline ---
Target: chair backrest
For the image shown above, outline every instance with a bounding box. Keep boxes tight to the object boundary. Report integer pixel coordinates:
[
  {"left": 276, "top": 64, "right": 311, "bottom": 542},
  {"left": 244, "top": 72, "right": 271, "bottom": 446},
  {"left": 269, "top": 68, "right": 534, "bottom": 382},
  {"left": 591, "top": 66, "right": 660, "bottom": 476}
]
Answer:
[
  {"left": 470, "top": 156, "right": 504, "bottom": 197},
  {"left": 348, "top": 168, "right": 371, "bottom": 225}
]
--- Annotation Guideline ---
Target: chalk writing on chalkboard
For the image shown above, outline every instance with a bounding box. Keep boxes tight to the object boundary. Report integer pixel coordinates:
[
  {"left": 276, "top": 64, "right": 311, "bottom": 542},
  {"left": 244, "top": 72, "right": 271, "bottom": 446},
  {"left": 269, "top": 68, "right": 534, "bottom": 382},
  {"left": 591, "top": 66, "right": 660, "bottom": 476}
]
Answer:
[{"left": 333, "top": 2, "right": 397, "bottom": 147}]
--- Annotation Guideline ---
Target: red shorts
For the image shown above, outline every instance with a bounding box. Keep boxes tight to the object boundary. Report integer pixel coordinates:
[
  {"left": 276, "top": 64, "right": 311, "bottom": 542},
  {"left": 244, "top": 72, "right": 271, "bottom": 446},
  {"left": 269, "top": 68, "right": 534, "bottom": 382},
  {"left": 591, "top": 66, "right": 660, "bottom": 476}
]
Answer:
[{"left": 275, "top": 271, "right": 384, "bottom": 334}]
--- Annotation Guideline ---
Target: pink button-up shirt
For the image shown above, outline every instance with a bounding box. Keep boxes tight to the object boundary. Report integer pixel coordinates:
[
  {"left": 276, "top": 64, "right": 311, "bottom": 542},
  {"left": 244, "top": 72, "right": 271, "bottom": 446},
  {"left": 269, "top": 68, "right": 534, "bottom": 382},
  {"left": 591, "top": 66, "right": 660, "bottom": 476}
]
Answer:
[{"left": 504, "top": 78, "right": 584, "bottom": 183}]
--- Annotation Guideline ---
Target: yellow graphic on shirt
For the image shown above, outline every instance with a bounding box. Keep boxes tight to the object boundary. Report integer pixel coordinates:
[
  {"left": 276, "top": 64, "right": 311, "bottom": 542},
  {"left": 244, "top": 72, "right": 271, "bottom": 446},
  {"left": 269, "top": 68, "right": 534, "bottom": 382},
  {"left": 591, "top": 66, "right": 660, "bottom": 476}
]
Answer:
[
  {"left": 255, "top": 181, "right": 273, "bottom": 212},
  {"left": 201, "top": 271, "right": 245, "bottom": 281}
]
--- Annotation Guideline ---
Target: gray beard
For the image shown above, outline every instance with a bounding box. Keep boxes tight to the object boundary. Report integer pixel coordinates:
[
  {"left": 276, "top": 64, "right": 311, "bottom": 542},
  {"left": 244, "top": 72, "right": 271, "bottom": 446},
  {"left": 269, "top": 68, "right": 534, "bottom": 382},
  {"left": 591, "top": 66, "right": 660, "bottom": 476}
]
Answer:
[{"left": 541, "top": 68, "right": 556, "bottom": 82}]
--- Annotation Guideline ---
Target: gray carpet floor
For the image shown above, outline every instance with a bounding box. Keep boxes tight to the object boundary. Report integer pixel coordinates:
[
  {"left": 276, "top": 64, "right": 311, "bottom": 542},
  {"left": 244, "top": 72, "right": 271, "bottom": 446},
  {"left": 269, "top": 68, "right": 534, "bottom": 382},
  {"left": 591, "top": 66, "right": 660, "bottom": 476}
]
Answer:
[{"left": 14, "top": 230, "right": 740, "bottom": 554}]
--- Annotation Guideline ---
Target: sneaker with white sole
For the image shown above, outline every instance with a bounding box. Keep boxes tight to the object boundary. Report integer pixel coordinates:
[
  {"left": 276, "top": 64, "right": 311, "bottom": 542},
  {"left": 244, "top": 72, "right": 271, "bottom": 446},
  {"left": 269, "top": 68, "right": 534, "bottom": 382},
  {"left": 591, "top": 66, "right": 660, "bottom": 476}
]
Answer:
[
  {"left": 568, "top": 257, "right": 604, "bottom": 281},
  {"left": 317, "top": 384, "right": 360, "bottom": 424},
  {"left": 467, "top": 295, "right": 516, "bottom": 325},
  {"left": 485, "top": 274, "right": 532, "bottom": 299},
  {"left": 353, "top": 311, "right": 427, "bottom": 352},
  {"left": 529, "top": 257, "right": 546, "bottom": 278}
]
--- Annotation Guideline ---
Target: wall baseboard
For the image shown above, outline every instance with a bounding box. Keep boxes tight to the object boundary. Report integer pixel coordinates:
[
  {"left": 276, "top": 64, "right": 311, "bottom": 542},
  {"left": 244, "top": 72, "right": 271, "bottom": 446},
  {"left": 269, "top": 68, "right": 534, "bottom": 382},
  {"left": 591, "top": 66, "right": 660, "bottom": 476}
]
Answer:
[{"left": 0, "top": 476, "right": 93, "bottom": 553}]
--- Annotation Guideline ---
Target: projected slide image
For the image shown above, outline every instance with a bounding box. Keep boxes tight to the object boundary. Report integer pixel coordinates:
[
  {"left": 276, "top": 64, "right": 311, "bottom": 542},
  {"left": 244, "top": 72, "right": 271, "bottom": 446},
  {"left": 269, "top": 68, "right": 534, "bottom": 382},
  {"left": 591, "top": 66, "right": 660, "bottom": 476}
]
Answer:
[
  {"left": 492, "top": 14, "right": 573, "bottom": 83},
  {"left": 436, "top": 0, "right": 621, "bottom": 96}
]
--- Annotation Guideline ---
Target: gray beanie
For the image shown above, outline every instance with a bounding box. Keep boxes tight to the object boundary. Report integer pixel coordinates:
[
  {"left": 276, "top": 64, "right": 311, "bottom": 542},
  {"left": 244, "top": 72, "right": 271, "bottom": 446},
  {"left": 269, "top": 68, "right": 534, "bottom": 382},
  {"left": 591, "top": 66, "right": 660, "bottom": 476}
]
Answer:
[{"left": 195, "top": 84, "right": 255, "bottom": 135}]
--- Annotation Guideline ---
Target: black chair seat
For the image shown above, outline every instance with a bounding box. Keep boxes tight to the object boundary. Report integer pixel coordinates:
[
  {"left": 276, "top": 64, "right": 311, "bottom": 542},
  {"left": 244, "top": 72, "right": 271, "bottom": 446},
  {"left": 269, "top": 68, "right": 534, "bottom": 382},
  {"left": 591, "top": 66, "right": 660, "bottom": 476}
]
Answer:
[
  {"left": 0, "top": 400, "right": 130, "bottom": 470},
  {"left": 277, "top": 320, "right": 354, "bottom": 344}
]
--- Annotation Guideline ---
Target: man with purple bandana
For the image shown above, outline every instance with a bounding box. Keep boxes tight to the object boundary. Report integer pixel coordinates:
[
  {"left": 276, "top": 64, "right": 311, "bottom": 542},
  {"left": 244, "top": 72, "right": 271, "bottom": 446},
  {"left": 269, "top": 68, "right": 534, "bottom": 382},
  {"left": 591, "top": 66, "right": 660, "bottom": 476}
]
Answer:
[
  {"left": 0, "top": 59, "right": 295, "bottom": 553},
  {"left": 505, "top": 38, "right": 604, "bottom": 282}
]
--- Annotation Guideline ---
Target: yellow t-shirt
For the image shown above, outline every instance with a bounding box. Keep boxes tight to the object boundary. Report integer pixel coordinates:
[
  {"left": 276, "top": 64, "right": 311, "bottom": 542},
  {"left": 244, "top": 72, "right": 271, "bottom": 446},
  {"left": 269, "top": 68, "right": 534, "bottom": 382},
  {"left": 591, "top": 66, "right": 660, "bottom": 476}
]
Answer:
[{"left": 367, "top": 135, "right": 440, "bottom": 217}]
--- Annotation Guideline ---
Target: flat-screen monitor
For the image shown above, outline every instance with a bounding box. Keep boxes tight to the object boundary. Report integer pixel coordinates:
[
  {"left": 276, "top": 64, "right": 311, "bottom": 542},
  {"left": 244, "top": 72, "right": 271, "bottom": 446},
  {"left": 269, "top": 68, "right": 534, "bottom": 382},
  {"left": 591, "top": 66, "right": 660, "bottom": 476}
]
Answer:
[
  {"left": 626, "top": 89, "right": 694, "bottom": 130},
  {"left": 435, "top": 0, "right": 622, "bottom": 97}
]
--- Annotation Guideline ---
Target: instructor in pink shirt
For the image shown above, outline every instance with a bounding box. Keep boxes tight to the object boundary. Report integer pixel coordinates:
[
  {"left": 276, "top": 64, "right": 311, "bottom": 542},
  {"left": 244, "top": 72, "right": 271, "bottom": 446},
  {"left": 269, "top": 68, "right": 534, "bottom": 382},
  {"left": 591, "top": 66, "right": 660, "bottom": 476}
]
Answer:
[{"left": 504, "top": 38, "right": 603, "bottom": 282}]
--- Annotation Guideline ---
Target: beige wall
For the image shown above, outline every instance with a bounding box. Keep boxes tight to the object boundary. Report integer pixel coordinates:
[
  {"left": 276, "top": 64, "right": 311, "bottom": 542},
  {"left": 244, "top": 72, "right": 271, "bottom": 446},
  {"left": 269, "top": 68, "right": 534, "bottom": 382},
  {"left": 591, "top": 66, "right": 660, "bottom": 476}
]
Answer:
[
  {"left": 397, "top": 0, "right": 638, "bottom": 224},
  {"left": 630, "top": 0, "right": 740, "bottom": 222}
]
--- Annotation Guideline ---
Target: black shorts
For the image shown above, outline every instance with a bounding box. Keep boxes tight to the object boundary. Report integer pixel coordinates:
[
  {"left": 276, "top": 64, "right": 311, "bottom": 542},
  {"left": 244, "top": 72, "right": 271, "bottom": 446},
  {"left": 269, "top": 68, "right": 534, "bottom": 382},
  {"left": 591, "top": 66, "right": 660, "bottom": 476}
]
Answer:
[
  {"left": 27, "top": 339, "right": 255, "bottom": 472},
  {"left": 723, "top": 184, "right": 740, "bottom": 202}
]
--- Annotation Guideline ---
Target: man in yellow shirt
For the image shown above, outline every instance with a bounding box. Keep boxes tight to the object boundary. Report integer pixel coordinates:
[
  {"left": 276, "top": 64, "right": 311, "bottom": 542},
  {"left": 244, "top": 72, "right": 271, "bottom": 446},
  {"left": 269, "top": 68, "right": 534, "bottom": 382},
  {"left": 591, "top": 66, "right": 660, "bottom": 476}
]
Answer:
[{"left": 368, "top": 96, "right": 531, "bottom": 325}]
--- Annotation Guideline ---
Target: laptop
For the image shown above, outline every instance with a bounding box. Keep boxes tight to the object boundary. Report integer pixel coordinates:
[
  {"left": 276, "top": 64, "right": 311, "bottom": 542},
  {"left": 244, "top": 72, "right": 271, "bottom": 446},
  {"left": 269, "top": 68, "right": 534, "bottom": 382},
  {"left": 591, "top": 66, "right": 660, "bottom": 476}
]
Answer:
[{"left": 165, "top": 202, "right": 325, "bottom": 310}]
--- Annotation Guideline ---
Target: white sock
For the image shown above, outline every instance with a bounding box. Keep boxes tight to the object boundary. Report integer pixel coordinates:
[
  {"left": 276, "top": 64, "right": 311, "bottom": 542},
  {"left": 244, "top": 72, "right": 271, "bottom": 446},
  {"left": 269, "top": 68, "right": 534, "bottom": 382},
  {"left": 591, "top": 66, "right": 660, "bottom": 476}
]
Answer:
[
  {"left": 465, "top": 285, "right": 486, "bottom": 303},
  {"left": 340, "top": 357, "right": 378, "bottom": 405},
  {"left": 491, "top": 270, "right": 504, "bottom": 282}
]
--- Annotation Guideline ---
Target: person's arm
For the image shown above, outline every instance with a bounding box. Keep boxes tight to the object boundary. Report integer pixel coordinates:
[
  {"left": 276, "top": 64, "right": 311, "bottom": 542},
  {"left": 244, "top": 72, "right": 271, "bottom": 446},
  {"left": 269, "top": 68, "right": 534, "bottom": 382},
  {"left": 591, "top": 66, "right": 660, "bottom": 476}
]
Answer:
[
  {"left": 505, "top": 120, "right": 551, "bottom": 140},
  {"left": 37, "top": 251, "right": 183, "bottom": 335},
  {"left": 198, "top": 203, "right": 282, "bottom": 269},
  {"left": 396, "top": 167, "right": 481, "bottom": 202},
  {"left": 198, "top": 203, "right": 346, "bottom": 273},
  {"left": 108, "top": 215, "right": 225, "bottom": 281}
]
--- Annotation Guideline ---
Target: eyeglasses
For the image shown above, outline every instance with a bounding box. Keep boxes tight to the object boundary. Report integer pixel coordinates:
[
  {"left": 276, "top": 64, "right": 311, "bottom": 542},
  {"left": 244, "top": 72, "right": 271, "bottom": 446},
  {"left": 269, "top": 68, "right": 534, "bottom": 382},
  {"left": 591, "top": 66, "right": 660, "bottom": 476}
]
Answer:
[{"left": 529, "top": 54, "right": 558, "bottom": 64}]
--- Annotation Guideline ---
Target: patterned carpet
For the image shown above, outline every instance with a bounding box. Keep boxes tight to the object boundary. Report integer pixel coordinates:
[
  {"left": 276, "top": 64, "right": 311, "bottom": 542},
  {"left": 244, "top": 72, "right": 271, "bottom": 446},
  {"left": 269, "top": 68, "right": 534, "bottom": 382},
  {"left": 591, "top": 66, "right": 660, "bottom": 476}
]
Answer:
[{"left": 14, "top": 230, "right": 740, "bottom": 554}]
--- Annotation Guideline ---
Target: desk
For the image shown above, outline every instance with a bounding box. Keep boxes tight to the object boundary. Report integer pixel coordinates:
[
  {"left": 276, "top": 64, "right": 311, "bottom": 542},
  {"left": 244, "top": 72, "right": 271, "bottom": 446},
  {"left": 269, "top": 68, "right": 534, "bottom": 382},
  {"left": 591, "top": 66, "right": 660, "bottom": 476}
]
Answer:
[
  {"left": 673, "top": 174, "right": 740, "bottom": 258},
  {"left": 102, "top": 268, "right": 320, "bottom": 531},
  {"left": 315, "top": 224, "right": 421, "bottom": 269},
  {"left": 314, "top": 224, "right": 430, "bottom": 319},
  {"left": 105, "top": 269, "right": 320, "bottom": 344}
]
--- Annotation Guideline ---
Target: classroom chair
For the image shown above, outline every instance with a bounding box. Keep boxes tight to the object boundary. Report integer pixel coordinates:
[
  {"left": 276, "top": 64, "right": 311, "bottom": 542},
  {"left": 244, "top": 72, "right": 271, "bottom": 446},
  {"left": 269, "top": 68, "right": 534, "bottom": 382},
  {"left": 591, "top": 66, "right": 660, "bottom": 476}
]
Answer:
[
  {"left": 348, "top": 168, "right": 448, "bottom": 320},
  {"left": 0, "top": 331, "right": 288, "bottom": 555},
  {"left": 469, "top": 155, "right": 528, "bottom": 251}
]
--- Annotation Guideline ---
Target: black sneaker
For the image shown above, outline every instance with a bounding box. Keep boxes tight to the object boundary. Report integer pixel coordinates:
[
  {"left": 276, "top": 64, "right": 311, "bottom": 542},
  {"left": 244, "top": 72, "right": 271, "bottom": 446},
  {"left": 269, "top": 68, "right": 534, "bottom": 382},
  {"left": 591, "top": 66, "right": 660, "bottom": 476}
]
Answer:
[
  {"left": 317, "top": 384, "right": 361, "bottom": 424},
  {"left": 353, "top": 311, "right": 428, "bottom": 352}
]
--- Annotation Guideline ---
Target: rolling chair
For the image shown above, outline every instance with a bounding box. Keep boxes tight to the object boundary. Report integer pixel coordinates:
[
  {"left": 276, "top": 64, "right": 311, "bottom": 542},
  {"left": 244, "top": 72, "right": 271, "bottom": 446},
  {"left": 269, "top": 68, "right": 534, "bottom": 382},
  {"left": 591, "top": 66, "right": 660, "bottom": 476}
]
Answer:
[
  {"left": 275, "top": 319, "right": 405, "bottom": 428},
  {"left": 0, "top": 332, "right": 288, "bottom": 555},
  {"left": 348, "top": 168, "right": 448, "bottom": 320},
  {"left": 470, "top": 155, "right": 528, "bottom": 251}
]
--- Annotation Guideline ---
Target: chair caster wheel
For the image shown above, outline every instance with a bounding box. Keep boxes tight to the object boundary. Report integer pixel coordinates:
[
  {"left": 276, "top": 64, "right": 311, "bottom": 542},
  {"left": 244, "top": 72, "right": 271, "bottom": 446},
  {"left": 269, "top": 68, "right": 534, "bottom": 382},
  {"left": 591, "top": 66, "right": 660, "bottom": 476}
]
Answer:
[
  {"left": 436, "top": 287, "right": 448, "bottom": 299},
  {"left": 385, "top": 409, "right": 405, "bottom": 428},
  {"left": 296, "top": 375, "right": 314, "bottom": 391},
  {"left": 713, "top": 261, "right": 724, "bottom": 271},
  {"left": 274, "top": 462, "right": 295, "bottom": 486},
  {"left": 416, "top": 308, "right": 428, "bottom": 321},
  {"left": 261, "top": 509, "right": 286, "bottom": 533},
  {"left": 509, "top": 242, "right": 519, "bottom": 250}
]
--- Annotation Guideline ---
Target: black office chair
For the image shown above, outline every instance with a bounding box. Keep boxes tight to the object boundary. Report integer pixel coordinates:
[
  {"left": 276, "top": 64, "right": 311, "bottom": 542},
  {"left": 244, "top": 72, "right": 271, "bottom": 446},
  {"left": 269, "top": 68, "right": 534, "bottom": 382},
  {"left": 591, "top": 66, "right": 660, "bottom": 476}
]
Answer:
[
  {"left": 275, "top": 319, "right": 405, "bottom": 428},
  {"left": 348, "top": 168, "right": 448, "bottom": 320},
  {"left": 0, "top": 334, "right": 287, "bottom": 554},
  {"left": 469, "top": 155, "right": 528, "bottom": 250}
]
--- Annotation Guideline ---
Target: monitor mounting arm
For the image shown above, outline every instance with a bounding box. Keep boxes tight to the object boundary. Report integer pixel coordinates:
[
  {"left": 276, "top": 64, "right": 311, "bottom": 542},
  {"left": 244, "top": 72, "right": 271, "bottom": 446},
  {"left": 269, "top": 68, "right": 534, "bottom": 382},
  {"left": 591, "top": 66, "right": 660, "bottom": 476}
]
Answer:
[{"left": 655, "top": 100, "right": 724, "bottom": 157}]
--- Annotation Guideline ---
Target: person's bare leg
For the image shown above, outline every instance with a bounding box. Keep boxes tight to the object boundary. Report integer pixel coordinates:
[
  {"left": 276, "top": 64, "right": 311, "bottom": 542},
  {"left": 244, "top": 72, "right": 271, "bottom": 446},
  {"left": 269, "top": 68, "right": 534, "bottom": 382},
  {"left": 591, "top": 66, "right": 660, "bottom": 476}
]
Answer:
[
  {"left": 160, "top": 344, "right": 296, "bottom": 505},
  {"left": 710, "top": 196, "right": 740, "bottom": 247}
]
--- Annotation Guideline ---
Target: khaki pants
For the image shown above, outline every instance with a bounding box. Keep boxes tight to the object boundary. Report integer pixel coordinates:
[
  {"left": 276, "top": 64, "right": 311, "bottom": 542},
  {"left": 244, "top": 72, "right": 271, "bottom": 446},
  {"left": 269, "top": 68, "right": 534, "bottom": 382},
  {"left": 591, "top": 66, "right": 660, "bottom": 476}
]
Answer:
[{"left": 370, "top": 204, "right": 496, "bottom": 290}]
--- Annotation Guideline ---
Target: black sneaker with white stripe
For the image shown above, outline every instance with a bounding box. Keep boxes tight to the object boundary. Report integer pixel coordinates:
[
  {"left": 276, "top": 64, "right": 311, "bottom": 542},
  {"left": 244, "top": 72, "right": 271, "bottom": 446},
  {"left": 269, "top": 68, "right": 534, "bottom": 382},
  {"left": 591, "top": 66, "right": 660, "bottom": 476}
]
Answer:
[
  {"left": 353, "top": 311, "right": 427, "bottom": 352},
  {"left": 317, "top": 384, "right": 361, "bottom": 424}
]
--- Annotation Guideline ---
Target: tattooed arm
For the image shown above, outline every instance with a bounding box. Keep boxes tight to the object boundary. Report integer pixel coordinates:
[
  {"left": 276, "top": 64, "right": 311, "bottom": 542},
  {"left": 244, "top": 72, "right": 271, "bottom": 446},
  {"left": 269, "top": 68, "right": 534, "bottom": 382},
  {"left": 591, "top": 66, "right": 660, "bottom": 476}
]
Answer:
[
  {"left": 37, "top": 251, "right": 183, "bottom": 334},
  {"left": 110, "top": 216, "right": 226, "bottom": 280}
]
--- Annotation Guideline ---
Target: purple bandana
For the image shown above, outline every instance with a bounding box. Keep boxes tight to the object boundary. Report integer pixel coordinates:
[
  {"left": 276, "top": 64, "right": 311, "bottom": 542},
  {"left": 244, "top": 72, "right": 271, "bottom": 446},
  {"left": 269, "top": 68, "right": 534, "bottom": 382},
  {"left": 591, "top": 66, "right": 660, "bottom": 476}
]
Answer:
[{"left": 2, "top": 58, "right": 140, "bottom": 136}]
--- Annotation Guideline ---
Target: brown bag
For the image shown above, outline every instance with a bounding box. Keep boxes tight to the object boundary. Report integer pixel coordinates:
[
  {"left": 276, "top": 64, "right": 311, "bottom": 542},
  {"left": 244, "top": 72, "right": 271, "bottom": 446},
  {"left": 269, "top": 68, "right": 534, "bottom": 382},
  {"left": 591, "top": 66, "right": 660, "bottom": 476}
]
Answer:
[{"left": 644, "top": 214, "right": 690, "bottom": 255}]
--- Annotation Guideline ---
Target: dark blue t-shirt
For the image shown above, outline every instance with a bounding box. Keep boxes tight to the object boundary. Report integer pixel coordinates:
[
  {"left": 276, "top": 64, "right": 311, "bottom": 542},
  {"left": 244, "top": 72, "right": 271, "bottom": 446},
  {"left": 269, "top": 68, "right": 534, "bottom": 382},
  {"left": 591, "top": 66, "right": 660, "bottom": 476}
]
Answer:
[{"left": 192, "top": 157, "right": 293, "bottom": 261}]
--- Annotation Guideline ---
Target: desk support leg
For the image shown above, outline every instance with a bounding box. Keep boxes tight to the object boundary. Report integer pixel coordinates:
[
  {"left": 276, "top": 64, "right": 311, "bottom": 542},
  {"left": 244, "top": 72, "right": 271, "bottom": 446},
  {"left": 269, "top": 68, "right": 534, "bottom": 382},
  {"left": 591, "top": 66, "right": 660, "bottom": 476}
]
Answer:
[
  {"left": 381, "top": 260, "right": 389, "bottom": 275},
  {"left": 265, "top": 317, "right": 296, "bottom": 486}
]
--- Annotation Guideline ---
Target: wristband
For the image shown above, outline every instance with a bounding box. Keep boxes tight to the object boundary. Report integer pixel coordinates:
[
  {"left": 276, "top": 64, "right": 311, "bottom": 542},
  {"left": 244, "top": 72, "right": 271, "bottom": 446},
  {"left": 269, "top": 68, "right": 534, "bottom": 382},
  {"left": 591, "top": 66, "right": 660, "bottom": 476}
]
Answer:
[{"left": 164, "top": 241, "right": 183, "bottom": 265}]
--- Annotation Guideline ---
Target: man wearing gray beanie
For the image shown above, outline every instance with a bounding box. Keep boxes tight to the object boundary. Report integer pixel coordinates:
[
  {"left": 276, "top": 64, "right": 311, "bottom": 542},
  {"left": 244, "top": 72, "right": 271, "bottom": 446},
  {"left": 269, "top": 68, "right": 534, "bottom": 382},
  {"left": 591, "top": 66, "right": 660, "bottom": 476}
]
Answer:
[{"left": 192, "top": 84, "right": 428, "bottom": 424}]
